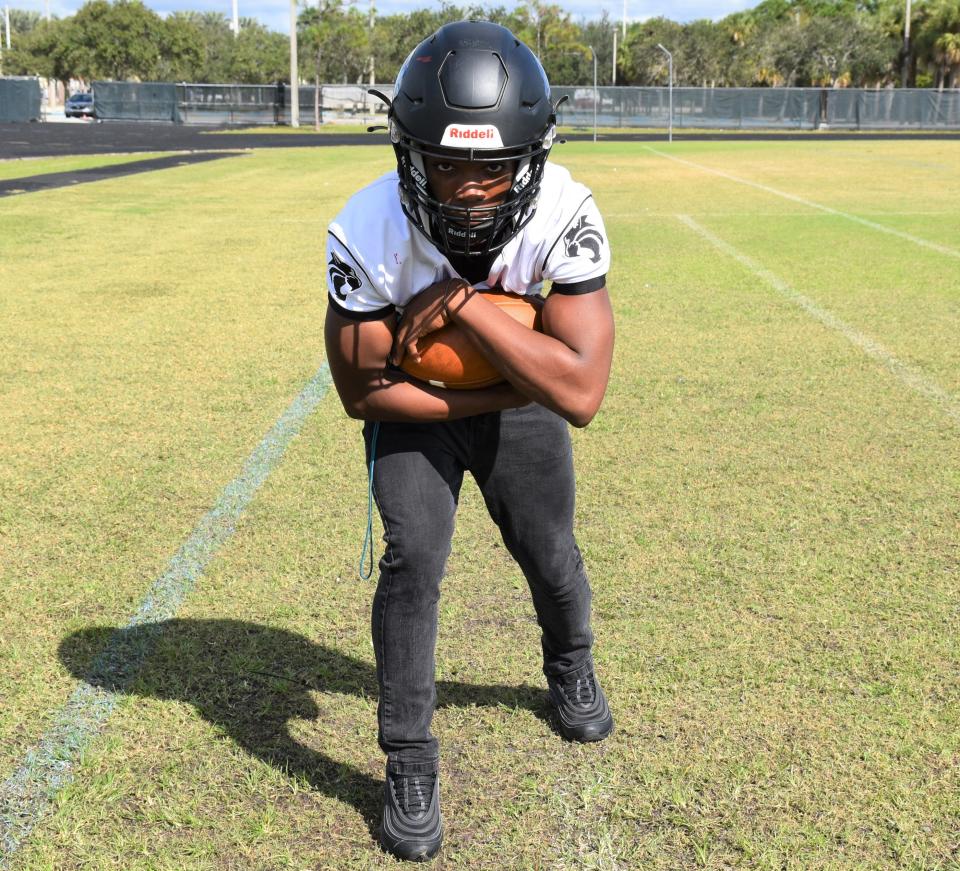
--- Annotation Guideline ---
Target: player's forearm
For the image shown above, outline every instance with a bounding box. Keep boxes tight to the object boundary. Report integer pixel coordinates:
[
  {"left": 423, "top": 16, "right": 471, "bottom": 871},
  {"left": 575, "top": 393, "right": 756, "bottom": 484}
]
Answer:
[
  {"left": 342, "top": 374, "right": 526, "bottom": 422},
  {"left": 325, "top": 307, "right": 526, "bottom": 422},
  {"left": 448, "top": 293, "right": 609, "bottom": 427}
]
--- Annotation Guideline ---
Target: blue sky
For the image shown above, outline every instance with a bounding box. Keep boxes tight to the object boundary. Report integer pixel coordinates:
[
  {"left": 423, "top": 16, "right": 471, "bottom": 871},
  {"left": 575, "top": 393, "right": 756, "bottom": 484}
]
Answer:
[{"left": 37, "top": 0, "right": 760, "bottom": 35}]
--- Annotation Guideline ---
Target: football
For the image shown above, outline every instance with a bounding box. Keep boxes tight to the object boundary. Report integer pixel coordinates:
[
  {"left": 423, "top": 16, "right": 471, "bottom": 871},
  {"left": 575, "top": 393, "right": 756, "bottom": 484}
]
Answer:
[{"left": 400, "top": 290, "right": 543, "bottom": 390}]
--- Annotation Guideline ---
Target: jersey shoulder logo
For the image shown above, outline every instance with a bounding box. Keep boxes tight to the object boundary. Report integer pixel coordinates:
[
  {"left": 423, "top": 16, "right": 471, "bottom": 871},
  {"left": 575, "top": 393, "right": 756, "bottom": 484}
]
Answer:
[
  {"left": 329, "top": 250, "right": 362, "bottom": 300},
  {"left": 563, "top": 215, "right": 604, "bottom": 264}
]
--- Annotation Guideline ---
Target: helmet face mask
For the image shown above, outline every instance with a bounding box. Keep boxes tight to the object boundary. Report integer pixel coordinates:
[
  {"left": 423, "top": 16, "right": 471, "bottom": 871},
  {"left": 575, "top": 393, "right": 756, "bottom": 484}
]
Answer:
[{"left": 386, "top": 21, "right": 558, "bottom": 258}]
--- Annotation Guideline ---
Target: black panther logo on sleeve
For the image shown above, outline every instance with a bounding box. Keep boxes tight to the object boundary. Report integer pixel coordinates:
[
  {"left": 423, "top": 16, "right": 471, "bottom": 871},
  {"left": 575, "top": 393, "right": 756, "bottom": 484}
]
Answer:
[
  {"left": 563, "top": 215, "right": 604, "bottom": 264},
  {"left": 329, "top": 250, "right": 363, "bottom": 300}
]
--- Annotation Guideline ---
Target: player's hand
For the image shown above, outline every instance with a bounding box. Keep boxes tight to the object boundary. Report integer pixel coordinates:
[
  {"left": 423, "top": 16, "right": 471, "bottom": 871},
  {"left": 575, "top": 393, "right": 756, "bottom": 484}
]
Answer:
[{"left": 391, "top": 278, "right": 472, "bottom": 367}]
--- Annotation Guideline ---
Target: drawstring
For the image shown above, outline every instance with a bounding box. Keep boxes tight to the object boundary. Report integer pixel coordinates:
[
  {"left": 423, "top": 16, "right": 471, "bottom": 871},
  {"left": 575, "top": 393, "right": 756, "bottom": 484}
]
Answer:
[{"left": 358, "top": 421, "right": 380, "bottom": 580}]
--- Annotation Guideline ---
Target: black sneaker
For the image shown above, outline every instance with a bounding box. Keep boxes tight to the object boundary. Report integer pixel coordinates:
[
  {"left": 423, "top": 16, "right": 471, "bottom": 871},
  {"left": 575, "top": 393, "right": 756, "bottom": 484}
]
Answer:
[
  {"left": 547, "top": 666, "right": 614, "bottom": 743},
  {"left": 379, "top": 766, "right": 443, "bottom": 862}
]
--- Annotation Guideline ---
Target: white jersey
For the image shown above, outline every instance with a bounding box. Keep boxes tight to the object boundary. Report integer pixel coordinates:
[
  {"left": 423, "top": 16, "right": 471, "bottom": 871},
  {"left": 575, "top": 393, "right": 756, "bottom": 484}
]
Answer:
[{"left": 326, "top": 161, "right": 610, "bottom": 319}]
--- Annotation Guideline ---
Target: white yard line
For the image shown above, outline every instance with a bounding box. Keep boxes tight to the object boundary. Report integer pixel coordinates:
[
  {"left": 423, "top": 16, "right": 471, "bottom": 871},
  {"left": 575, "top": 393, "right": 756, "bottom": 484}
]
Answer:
[
  {"left": 677, "top": 214, "right": 960, "bottom": 426},
  {"left": 647, "top": 147, "right": 960, "bottom": 261},
  {"left": 0, "top": 363, "right": 332, "bottom": 867}
]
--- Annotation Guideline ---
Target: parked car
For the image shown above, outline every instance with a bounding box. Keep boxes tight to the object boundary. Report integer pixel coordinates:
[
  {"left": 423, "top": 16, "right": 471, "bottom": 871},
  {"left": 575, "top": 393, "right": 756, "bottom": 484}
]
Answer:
[{"left": 65, "top": 93, "right": 96, "bottom": 118}]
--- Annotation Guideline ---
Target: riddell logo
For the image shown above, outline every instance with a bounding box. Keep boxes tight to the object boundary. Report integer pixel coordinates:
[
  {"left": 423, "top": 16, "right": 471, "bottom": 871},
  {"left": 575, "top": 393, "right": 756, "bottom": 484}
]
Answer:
[
  {"left": 440, "top": 124, "right": 504, "bottom": 148},
  {"left": 448, "top": 127, "right": 493, "bottom": 140}
]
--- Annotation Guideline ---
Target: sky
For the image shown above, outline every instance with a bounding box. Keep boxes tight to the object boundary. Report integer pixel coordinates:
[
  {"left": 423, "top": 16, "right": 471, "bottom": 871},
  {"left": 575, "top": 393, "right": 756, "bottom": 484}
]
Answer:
[{"left": 37, "top": 0, "right": 761, "bottom": 36}]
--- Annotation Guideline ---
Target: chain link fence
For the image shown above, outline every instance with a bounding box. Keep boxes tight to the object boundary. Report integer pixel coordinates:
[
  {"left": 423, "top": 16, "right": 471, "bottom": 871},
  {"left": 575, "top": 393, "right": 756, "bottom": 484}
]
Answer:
[
  {"left": 281, "top": 84, "right": 393, "bottom": 126},
  {"left": 87, "top": 82, "right": 393, "bottom": 126},
  {"left": 92, "top": 82, "right": 180, "bottom": 122},
  {"left": 0, "top": 76, "right": 42, "bottom": 122},
  {"left": 80, "top": 81, "right": 960, "bottom": 130},
  {"left": 553, "top": 86, "right": 960, "bottom": 130},
  {"left": 178, "top": 84, "right": 283, "bottom": 125}
]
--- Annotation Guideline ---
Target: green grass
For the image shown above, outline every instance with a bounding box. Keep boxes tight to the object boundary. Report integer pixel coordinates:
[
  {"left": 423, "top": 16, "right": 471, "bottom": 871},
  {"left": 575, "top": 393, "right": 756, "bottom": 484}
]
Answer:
[
  {"left": 0, "top": 153, "right": 170, "bottom": 182},
  {"left": 2, "top": 140, "right": 959, "bottom": 869}
]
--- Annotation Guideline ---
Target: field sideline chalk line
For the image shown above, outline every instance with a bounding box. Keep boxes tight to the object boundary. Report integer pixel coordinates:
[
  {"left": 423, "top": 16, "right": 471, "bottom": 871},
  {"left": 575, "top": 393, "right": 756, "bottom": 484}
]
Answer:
[
  {"left": 0, "top": 362, "right": 332, "bottom": 866},
  {"left": 649, "top": 147, "right": 960, "bottom": 261},
  {"left": 678, "top": 214, "right": 960, "bottom": 426}
]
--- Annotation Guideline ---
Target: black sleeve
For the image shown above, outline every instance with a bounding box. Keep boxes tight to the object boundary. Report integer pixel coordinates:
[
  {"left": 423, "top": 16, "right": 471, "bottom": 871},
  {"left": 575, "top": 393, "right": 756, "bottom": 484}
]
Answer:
[
  {"left": 327, "top": 293, "right": 394, "bottom": 322},
  {"left": 549, "top": 274, "right": 607, "bottom": 296}
]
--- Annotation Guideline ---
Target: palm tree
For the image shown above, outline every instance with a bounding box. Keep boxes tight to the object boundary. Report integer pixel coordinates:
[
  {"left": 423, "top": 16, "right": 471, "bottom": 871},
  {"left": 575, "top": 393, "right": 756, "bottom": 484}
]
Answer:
[
  {"left": 934, "top": 30, "right": 960, "bottom": 87},
  {"left": 913, "top": 0, "right": 960, "bottom": 85}
]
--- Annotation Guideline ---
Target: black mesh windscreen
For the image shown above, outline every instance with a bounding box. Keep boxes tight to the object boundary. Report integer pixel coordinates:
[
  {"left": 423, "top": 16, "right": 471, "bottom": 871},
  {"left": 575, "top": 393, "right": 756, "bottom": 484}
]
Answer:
[{"left": 0, "top": 77, "right": 42, "bottom": 122}]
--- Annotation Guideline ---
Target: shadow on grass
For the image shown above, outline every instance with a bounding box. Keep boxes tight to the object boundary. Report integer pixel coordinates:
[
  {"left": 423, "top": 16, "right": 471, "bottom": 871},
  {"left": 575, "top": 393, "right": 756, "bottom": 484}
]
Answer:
[{"left": 58, "top": 619, "right": 550, "bottom": 836}]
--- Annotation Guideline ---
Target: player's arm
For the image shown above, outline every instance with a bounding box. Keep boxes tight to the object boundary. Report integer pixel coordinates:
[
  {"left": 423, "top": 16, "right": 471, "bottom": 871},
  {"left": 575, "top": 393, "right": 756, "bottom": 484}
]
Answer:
[
  {"left": 442, "top": 285, "right": 615, "bottom": 428},
  {"left": 324, "top": 306, "right": 528, "bottom": 422},
  {"left": 391, "top": 283, "right": 613, "bottom": 427}
]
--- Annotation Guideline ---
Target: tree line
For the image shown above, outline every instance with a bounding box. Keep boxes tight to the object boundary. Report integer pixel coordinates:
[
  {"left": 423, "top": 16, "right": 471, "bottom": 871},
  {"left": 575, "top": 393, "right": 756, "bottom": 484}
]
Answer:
[{"left": 2, "top": 0, "right": 959, "bottom": 91}]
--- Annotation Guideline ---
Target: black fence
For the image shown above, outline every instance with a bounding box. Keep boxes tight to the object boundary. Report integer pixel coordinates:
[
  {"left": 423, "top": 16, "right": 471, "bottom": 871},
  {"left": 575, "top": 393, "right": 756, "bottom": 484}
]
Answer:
[
  {"left": 92, "top": 82, "right": 180, "bottom": 122},
  {"left": 88, "top": 81, "right": 386, "bottom": 126},
  {"left": 178, "top": 84, "right": 284, "bottom": 125},
  {"left": 0, "top": 76, "right": 42, "bottom": 122},
  {"left": 553, "top": 86, "right": 960, "bottom": 130},
  {"left": 827, "top": 88, "right": 960, "bottom": 128},
  {"left": 82, "top": 81, "right": 960, "bottom": 130}
]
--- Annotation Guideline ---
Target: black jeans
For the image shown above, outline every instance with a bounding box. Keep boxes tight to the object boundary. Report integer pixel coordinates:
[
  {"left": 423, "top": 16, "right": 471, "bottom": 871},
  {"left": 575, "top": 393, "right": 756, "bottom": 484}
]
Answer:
[{"left": 363, "top": 403, "right": 595, "bottom": 775}]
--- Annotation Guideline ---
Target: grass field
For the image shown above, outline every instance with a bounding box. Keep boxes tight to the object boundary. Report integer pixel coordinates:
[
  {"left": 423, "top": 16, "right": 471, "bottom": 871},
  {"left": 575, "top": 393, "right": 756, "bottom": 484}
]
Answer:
[
  {"left": 0, "top": 153, "right": 169, "bottom": 183},
  {"left": 1, "top": 139, "right": 958, "bottom": 870}
]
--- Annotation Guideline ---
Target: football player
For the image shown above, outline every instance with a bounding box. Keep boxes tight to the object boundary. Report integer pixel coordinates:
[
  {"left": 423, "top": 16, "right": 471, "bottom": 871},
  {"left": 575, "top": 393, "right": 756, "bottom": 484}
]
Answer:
[{"left": 324, "top": 20, "right": 615, "bottom": 862}]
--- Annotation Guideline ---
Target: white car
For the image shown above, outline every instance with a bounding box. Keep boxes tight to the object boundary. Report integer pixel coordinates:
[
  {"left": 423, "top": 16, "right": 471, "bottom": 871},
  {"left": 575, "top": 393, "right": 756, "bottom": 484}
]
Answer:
[{"left": 65, "top": 93, "right": 96, "bottom": 118}]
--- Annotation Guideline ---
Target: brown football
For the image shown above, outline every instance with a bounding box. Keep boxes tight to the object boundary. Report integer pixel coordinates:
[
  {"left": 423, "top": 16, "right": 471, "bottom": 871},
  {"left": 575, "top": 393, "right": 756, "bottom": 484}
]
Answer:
[{"left": 401, "top": 290, "right": 543, "bottom": 390}]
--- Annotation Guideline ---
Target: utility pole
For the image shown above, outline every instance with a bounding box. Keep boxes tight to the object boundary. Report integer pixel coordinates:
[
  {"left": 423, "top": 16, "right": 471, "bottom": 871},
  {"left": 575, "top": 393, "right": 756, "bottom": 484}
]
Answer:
[
  {"left": 368, "top": 0, "right": 375, "bottom": 85},
  {"left": 612, "top": 30, "right": 617, "bottom": 85},
  {"left": 289, "top": 0, "right": 299, "bottom": 127},
  {"left": 901, "top": 0, "right": 912, "bottom": 87},
  {"left": 656, "top": 43, "right": 673, "bottom": 143},
  {"left": 0, "top": 5, "right": 8, "bottom": 75},
  {"left": 589, "top": 45, "right": 597, "bottom": 143},
  {"left": 232, "top": 0, "right": 239, "bottom": 36}
]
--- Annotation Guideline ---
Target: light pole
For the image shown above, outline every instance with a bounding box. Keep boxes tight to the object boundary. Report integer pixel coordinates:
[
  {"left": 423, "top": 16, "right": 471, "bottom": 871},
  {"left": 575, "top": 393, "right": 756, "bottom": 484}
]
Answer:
[
  {"left": 612, "top": 30, "right": 617, "bottom": 85},
  {"left": 0, "top": 5, "right": 8, "bottom": 75},
  {"left": 589, "top": 45, "right": 597, "bottom": 143},
  {"left": 231, "top": 0, "right": 239, "bottom": 36},
  {"left": 364, "top": 0, "right": 375, "bottom": 126},
  {"left": 289, "top": 0, "right": 299, "bottom": 127},
  {"left": 368, "top": 0, "right": 375, "bottom": 86},
  {"left": 656, "top": 42, "right": 673, "bottom": 143},
  {"left": 901, "top": 0, "right": 912, "bottom": 86}
]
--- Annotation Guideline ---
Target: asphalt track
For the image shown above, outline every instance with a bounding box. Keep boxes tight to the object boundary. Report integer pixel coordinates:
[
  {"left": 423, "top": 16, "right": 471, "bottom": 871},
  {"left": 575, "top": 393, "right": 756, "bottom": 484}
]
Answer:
[
  {"left": 0, "top": 151, "right": 242, "bottom": 197},
  {"left": 2, "top": 120, "right": 960, "bottom": 160}
]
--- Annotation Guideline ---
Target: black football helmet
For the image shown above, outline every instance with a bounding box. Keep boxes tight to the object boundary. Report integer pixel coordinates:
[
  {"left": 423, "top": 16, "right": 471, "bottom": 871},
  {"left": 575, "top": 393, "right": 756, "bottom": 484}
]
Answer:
[{"left": 381, "top": 20, "right": 559, "bottom": 257}]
